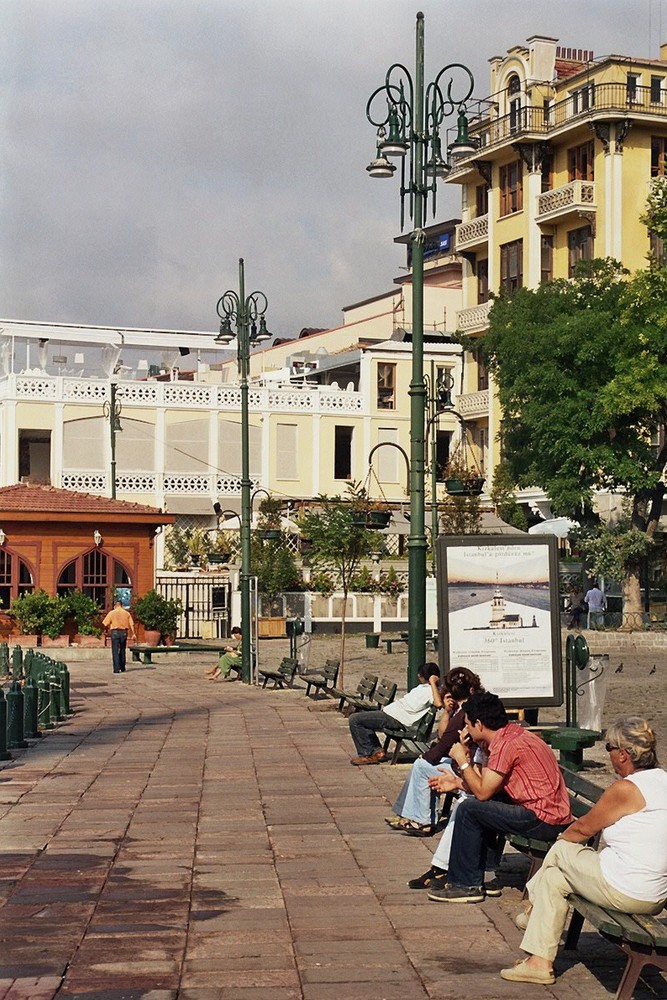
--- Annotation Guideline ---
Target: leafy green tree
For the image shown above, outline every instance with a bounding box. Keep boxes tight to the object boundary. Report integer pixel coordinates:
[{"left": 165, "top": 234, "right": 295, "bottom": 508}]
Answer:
[
  {"left": 482, "top": 255, "right": 667, "bottom": 621},
  {"left": 251, "top": 537, "right": 304, "bottom": 602},
  {"left": 299, "top": 490, "right": 376, "bottom": 684},
  {"left": 489, "top": 462, "right": 528, "bottom": 532}
]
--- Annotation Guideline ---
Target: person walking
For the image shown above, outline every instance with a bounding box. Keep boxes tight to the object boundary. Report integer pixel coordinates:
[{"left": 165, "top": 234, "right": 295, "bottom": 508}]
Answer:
[
  {"left": 584, "top": 580, "right": 606, "bottom": 628},
  {"left": 102, "top": 600, "right": 136, "bottom": 674}
]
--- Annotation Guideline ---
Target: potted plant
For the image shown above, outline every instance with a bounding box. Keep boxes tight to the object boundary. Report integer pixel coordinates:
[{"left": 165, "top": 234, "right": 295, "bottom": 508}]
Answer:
[
  {"left": 256, "top": 496, "right": 283, "bottom": 542},
  {"left": 9, "top": 590, "right": 70, "bottom": 646},
  {"left": 348, "top": 482, "right": 392, "bottom": 530},
  {"left": 443, "top": 456, "right": 485, "bottom": 497},
  {"left": 133, "top": 590, "right": 183, "bottom": 645},
  {"left": 66, "top": 590, "right": 104, "bottom": 646}
]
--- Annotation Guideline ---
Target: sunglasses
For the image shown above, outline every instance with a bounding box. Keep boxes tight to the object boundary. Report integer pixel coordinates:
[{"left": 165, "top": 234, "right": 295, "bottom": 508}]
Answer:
[{"left": 605, "top": 742, "right": 627, "bottom": 753}]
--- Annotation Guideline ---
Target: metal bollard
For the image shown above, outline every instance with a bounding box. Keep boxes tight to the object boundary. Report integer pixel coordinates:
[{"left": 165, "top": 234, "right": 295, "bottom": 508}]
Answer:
[
  {"left": 23, "top": 648, "right": 34, "bottom": 680},
  {"left": 0, "top": 642, "right": 9, "bottom": 676},
  {"left": 11, "top": 645, "right": 23, "bottom": 680},
  {"left": 0, "top": 688, "right": 11, "bottom": 760},
  {"left": 56, "top": 661, "right": 71, "bottom": 715},
  {"left": 49, "top": 670, "right": 64, "bottom": 723},
  {"left": 6, "top": 680, "right": 28, "bottom": 749},
  {"left": 23, "top": 677, "right": 40, "bottom": 740},
  {"left": 37, "top": 676, "right": 53, "bottom": 730}
]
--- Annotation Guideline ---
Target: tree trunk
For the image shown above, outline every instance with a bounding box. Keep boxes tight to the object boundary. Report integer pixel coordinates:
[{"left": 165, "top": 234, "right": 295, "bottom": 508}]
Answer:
[
  {"left": 622, "top": 565, "right": 643, "bottom": 629},
  {"left": 338, "top": 602, "right": 346, "bottom": 689}
]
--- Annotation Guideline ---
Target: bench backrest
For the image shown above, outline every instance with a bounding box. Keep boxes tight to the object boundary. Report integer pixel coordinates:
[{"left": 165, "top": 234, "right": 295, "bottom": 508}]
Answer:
[
  {"left": 323, "top": 659, "right": 340, "bottom": 683},
  {"left": 560, "top": 765, "right": 604, "bottom": 819},
  {"left": 279, "top": 657, "right": 298, "bottom": 678},
  {"left": 375, "top": 678, "right": 398, "bottom": 708},
  {"left": 412, "top": 705, "right": 437, "bottom": 741},
  {"left": 357, "top": 673, "right": 378, "bottom": 699}
]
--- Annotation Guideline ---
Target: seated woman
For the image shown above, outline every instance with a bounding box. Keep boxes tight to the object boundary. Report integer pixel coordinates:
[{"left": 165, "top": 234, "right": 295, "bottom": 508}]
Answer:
[
  {"left": 501, "top": 715, "right": 667, "bottom": 986},
  {"left": 206, "top": 627, "right": 242, "bottom": 680},
  {"left": 387, "top": 667, "right": 482, "bottom": 836},
  {"left": 348, "top": 662, "right": 442, "bottom": 765}
]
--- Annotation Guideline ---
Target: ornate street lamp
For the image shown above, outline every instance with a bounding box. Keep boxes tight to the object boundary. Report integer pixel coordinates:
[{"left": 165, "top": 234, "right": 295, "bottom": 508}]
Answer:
[
  {"left": 103, "top": 382, "right": 123, "bottom": 500},
  {"left": 215, "top": 259, "right": 271, "bottom": 683},
  {"left": 366, "top": 11, "right": 475, "bottom": 687}
]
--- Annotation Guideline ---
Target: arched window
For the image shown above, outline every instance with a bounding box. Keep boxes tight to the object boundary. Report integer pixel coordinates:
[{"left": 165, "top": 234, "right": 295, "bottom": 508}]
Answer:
[
  {"left": 507, "top": 74, "right": 523, "bottom": 132},
  {"left": 57, "top": 550, "right": 132, "bottom": 608},
  {"left": 0, "top": 550, "right": 34, "bottom": 610}
]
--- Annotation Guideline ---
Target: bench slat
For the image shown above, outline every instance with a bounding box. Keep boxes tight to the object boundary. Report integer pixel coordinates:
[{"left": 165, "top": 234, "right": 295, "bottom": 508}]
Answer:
[{"left": 569, "top": 895, "right": 657, "bottom": 946}]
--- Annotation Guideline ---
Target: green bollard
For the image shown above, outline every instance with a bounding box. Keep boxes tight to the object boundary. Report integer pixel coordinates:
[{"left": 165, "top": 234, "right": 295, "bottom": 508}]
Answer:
[
  {"left": 57, "top": 661, "right": 71, "bottom": 715},
  {"left": 37, "top": 676, "right": 53, "bottom": 730},
  {"left": 23, "top": 677, "right": 40, "bottom": 740},
  {"left": 49, "top": 670, "right": 64, "bottom": 722},
  {"left": 11, "top": 645, "right": 23, "bottom": 680},
  {"left": 23, "top": 648, "right": 34, "bottom": 680},
  {"left": 0, "top": 642, "right": 9, "bottom": 676},
  {"left": 0, "top": 689, "right": 11, "bottom": 760},
  {"left": 6, "top": 680, "right": 28, "bottom": 749}
]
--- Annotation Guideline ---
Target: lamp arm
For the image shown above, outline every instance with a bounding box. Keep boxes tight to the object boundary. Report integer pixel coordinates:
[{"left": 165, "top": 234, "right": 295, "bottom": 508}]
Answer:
[{"left": 367, "top": 441, "right": 410, "bottom": 495}]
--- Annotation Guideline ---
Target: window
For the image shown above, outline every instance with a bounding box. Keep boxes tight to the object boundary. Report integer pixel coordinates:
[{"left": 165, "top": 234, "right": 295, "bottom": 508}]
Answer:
[
  {"left": 508, "top": 74, "right": 522, "bottom": 133},
  {"left": 276, "top": 423, "right": 298, "bottom": 480},
  {"left": 650, "top": 231, "right": 666, "bottom": 263},
  {"left": 568, "top": 141, "right": 595, "bottom": 181},
  {"left": 334, "top": 426, "right": 353, "bottom": 480},
  {"left": 500, "top": 240, "right": 523, "bottom": 293},
  {"left": 571, "top": 82, "right": 596, "bottom": 114},
  {"left": 651, "top": 136, "right": 667, "bottom": 176},
  {"left": 57, "top": 550, "right": 131, "bottom": 607},
  {"left": 541, "top": 235, "right": 554, "bottom": 284},
  {"left": 568, "top": 226, "right": 594, "bottom": 276},
  {"left": 626, "top": 73, "right": 640, "bottom": 103},
  {"left": 477, "top": 357, "right": 489, "bottom": 392},
  {"left": 499, "top": 160, "right": 523, "bottom": 215},
  {"left": 477, "top": 258, "right": 489, "bottom": 304},
  {"left": 0, "top": 550, "right": 33, "bottom": 610},
  {"left": 18, "top": 430, "right": 51, "bottom": 484},
  {"left": 651, "top": 76, "right": 664, "bottom": 104},
  {"left": 543, "top": 99, "right": 552, "bottom": 126},
  {"left": 435, "top": 431, "right": 451, "bottom": 481},
  {"left": 377, "top": 363, "right": 396, "bottom": 409},
  {"left": 540, "top": 151, "right": 553, "bottom": 193},
  {"left": 475, "top": 184, "right": 489, "bottom": 217}
]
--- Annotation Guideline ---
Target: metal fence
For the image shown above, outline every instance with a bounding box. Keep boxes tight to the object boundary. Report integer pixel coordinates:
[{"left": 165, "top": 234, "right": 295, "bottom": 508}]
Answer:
[{"left": 155, "top": 573, "right": 231, "bottom": 639}]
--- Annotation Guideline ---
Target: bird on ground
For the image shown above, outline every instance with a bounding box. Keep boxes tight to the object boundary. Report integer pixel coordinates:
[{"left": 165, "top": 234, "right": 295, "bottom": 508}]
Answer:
[
  {"left": 649, "top": 665, "right": 656, "bottom": 675},
  {"left": 615, "top": 662, "right": 624, "bottom": 673}
]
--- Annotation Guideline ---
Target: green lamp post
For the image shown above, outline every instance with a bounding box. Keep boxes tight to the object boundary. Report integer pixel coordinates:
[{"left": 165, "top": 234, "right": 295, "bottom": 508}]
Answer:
[
  {"left": 215, "top": 259, "right": 271, "bottom": 683},
  {"left": 366, "top": 11, "right": 475, "bottom": 687}
]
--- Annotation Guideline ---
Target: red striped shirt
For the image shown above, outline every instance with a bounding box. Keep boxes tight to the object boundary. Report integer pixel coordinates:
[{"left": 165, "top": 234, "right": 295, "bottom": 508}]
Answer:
[{"left": 487, "top": 724, "right": 572, "bottom": 825}]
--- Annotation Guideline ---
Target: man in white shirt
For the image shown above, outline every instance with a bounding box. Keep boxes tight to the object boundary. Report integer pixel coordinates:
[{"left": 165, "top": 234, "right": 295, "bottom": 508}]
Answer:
[
  {"left": 349, "top": 663, "right": 442, "bottom": 765},
  {"left": 584, "top": 580, "right": 606, "bottom": 628}
]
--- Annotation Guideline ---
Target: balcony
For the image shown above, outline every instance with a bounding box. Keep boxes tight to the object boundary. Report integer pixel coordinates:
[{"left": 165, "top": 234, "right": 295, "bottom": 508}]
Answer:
[
  {"left": 457, "top": 389, "right": 489, "bottom": 420},
  {"left": 537, "top": 180, "right": 596, "bottom": 224},
  {"left": 456, "top": 301, "right": 491, "bottom": 334},
  {"left": 456, "top": 214, "right": 489, "bottom": 252}
]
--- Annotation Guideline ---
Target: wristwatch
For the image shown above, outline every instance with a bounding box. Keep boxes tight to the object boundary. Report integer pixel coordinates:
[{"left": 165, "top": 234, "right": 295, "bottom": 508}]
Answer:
[{"left": 460, "top": 762, "right": 470, "bottom": 771}]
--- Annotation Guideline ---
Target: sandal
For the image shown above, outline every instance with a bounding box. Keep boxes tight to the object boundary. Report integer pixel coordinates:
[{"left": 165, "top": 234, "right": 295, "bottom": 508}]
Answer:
[
  {"left": 385, "top": 816, "right": 411, "bottom": 830},
  {"left": 400, "top": 821, "right": 435, "bottom": 837}
]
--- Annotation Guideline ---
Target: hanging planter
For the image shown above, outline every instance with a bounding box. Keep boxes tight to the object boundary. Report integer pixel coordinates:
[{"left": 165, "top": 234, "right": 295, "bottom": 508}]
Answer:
[
  {"left": 366, "top": 509, "right": 392, "bottom": 529},
  {"left": 258, "top": 528, "right": 281, "bottom": 542},
  {"left": 445, "top": 476, "right": 485, "bottom": 497},
  {"left": 442, "top": 419, "right": 485, "bottom": 497}
]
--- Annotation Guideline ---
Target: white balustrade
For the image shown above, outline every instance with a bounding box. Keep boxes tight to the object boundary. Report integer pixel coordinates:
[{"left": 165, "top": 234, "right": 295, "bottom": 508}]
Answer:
[
  {"left": 537, "top": 180, "right": 596, "bottom": 219},
  {"left": 457, "top": 389, "right": 490, "bottom": 419},
  {"left": 456, "top": 214, "right": 489, "bottom": 250},
  {"left": 456, "top": 301, "right": 491, "bottom": 332}
]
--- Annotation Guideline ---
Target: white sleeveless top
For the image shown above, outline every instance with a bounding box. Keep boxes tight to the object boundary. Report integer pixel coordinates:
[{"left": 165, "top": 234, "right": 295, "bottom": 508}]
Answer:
[{"left": 599, "top": 768, "right": 667, "bottom": 902}]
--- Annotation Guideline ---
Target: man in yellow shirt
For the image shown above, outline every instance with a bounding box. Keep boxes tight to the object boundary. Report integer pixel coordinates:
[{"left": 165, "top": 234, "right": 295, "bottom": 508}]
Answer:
[{"left": 102, "top": 600, "right": 136, "bottom": 674}]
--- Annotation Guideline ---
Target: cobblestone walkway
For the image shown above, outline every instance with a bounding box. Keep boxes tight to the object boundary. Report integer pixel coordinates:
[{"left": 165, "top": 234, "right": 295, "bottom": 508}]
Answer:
[{"left": 0, "top": 655, "right": 664, "bottom": 999}]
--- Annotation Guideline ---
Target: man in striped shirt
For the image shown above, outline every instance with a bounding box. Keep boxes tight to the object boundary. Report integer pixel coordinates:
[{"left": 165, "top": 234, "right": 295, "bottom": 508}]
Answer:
[{"left": 426, "top": 691, "right": 572, "bottom": 904}]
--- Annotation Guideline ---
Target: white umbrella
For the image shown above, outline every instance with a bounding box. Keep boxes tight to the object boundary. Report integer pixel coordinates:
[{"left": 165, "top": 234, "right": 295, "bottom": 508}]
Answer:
[{"left": 528, "top": 517, "right": 578, "bottom": 538}]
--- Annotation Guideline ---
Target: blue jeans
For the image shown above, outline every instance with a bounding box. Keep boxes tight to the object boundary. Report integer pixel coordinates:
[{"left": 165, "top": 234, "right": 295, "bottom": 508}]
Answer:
[
  {"left": 110, "top": 629, "right": 128, "bottom": 673},
  {"left": 393, "top": 756, "right": 452, "bottom": 825},
  {"left": 447, "top": 796, "right": 568, "bottom": 888},
  {"left": 349, "top": 710, "right": 405, "bottom": 756}
]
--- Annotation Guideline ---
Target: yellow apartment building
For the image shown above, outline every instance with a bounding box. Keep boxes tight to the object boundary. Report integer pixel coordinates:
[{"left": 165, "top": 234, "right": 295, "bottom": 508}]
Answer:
[{"left": 449, "top": 35, "right": 667, "bottom": 514}]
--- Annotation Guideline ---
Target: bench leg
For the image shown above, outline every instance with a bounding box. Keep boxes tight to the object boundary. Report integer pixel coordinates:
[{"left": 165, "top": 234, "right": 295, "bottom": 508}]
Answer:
[
  {"left": 563, "top": 907, "right": 585, "bottom": 950},
  {"left": 132, "top": 650, "right": 141, "bottom": 662},
  {"left": 142, "top": 653, "right": 152, "bottom": 664},
  {"left": 613, "top": 943, "right": 667, "bottom": 1000}
]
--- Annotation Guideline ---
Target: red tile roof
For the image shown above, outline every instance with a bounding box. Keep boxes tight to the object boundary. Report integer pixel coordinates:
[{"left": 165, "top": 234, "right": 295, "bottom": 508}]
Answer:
[{"left": 0, "top": 483, "right": 166, "bottom": 516}]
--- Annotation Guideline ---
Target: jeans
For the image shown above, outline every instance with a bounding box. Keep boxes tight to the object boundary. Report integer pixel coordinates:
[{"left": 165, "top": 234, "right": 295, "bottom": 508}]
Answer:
[
  {"left": 447, "top": 796, "right": 568, "bottom": 888},
  {"left": 349, "top": 710, "right": 405, "bottom": 756},
  {"left": 393, "top": 756, "right": 452, "bottom": 826},
  {"left": 110, "top": 629, "right": 128, "bottom": 673}
]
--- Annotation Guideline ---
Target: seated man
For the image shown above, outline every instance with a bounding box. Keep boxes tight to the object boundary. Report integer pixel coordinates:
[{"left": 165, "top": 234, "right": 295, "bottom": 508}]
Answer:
[
  {"left": 349, "top": 662, "right": 442, "bottom": 765},
  {"left": 387, "top": 667, "right": 482, "bottom": 836},
  {"left": 425, "top": 691, "right": 571, "bottom": 903},
  {"left": 207, "top": 627, "right": 242, "bottom": 680}
]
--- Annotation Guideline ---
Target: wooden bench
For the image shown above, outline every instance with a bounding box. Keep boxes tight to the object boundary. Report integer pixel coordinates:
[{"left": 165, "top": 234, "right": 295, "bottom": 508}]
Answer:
[
  {"left": 381, "top": 629, "right": 438, "bottom": 653},
  {"left": 258, "top": 657, "right": 298, "bottom": 689},
  {"left": 379, "top": 704, "right": 438, "bottom": 764},
  {"left": 333, "top": 672, "right": 378, "bottom": 713},
  {"left": 304, "top": 659, "right": 340, "bottom": 698},
  {"left": 346, "top": 677, "right": 397, "bottom": 713},
  {"left": 564, "top": 897, "right": 667, "bottom": 1000},
  {"left": 508, "top": 767, "right": 603, "bottom": 884},
  {"left": 130, "top": 644, "right": 191, "bottom": 664}
]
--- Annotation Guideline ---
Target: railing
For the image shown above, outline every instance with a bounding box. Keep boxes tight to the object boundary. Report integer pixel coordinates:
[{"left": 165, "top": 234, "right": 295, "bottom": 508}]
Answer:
[
  {"left": 456, "top": 214, "right": 489, "bottom": 250},
  {"left": 61, "top": 471, "right": 259, "bottom": 495},
  {"left": 454, "top": 82, "right": 667, "bottom": 160},
  {"left": 537, "top": 180, "right": 596, "bottom": 219},
  {"left": 456, "top": 389, "right": 490, "bottom": 419},
  {"left": 456, "top": 301, "right": 491, "bottom": 332},
  {"left": 0, "top": 374, "right": 363, "bottom": 414}
]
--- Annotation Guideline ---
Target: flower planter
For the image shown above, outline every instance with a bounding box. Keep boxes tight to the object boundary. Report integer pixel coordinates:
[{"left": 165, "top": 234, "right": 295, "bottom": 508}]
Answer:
[
  {"left": 41, "top": 635, "right": 70, "bottom": 648},
  {"left": 13, "top": 635, "right": 39, "bottom": 647},
  {"left": 142, "top": 629, "right": 161, "bottom": 646},
  {"left": 445, "top": 477, "right": 485, "bottom": 496},
  {"left": 258, "top": 529, "right": 281, "bottom": 542},
  {"left": 74, "top": 635, "right": 106, "bottom": 648},
  {"left": 257, "top": 617, "right": 286, "bottom": 638},
  {"left": 367, "top": 510, "right": 391, "bottom": 529}
]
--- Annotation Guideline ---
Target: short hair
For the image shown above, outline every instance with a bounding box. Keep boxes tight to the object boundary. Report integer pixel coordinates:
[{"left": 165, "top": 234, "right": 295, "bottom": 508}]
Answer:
[
  {"left": 230, "top": 626, "right": 242, "bottom": 636},
  {"left": 464, "top": 691, "right": 508, "bottom": 731},
  {"left": 443, "top": 667, "right": 482, "bottom": 702},
  {"left": 605, "top": 716, "right": 658, "bottom": 770},
  {"left": 417, "top": 662, "right": 440, "bottom": 682}
]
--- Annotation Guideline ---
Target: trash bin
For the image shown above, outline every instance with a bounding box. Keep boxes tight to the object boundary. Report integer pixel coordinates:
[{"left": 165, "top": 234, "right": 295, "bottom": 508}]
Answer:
[{"left": 365, "top": 633, "right": 380, "bottom": 649}]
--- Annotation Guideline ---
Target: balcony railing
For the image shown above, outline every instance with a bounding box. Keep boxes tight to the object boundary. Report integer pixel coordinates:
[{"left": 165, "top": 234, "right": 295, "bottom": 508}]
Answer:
[
  {"left": 536, "top": 180, "right": 596, "bottom": 222},
  {"left": 453, "top": 82, "right": 667, "bottom": 163},
  {"left": 456, "top": 301, "right": 491, "bottom": 333},
  {"left": 60, "top": 471, "right": 259, "bottom": 496},
  {"left": 456, "top": 214, "right": 489, "bottom": 252},
  {"left": 457, "top": 389, "right": 490, "bottom": 420}
]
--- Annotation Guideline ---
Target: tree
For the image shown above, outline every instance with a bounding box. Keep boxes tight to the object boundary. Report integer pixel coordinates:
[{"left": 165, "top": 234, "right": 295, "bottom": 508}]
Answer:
[
  {"left": 299, "top": 487, "right": 376, "bottom": 684},
  {"left": 481, "top": 254, "right": 667, "bottom": 622}
]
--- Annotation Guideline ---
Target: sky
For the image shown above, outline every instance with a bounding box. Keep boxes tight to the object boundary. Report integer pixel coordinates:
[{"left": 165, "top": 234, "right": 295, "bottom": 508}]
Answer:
[{"left": 1, "top": 0, "right": 666, "bottom": 341}]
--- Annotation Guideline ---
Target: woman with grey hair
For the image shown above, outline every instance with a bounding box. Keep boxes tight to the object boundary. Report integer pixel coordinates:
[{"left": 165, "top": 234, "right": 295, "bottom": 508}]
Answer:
[{"left": 500, "top": 716, "right": 667, "bottom": 985}]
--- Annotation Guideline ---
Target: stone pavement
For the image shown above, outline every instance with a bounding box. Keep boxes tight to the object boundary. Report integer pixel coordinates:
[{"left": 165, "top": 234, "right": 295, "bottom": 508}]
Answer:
[{"left": 0, "top": 652, "right": 665, "bottom": 1000}]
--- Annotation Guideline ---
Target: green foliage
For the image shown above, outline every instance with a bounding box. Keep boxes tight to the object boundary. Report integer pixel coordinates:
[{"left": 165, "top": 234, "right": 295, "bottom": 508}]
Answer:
[
  {"left": 572, "top": 520, "right": 654, "bottom": 583},
  {"left": 350, "top": 565, "right": 376, "bottom": 592},
  {"left": 309, "top": 570, "right": 336, "bottom": 596},
  {"left": 378, "top": 565, "right": 404, "bottom": 597},
  {"left": 133, "top": 590, "right": 183, "bottom": 635},
  {"left": 10, "top": 590, "right": 69, "bottom": 638},
  {"left": 299, "top": 489, "right": 376, "bottom": 598},
  {"left": 164, "top": 525, "right": 233, "bottom": 570},
  {"left": 489, "top": 463, "right": 529, "bottom": 532},
  {"left": 65, "top": 590, "right": 103, "bottom": 636},
  {"left": 439, "top": 494, "right": 482, "bottom": 535},
  {"left": 251, "top": 537, "right": 304, "bottom": 599},
  {"left": 640, "top": 176, "right": 667, "bottom": 246},
  {"left": 257, "top": 496, "right": 284, "bottom": 528}
]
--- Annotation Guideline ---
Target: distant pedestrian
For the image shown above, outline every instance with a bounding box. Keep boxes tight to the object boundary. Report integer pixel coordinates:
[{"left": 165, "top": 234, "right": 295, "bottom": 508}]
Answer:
[
  {"left": 102, "top": 600, "right": 136, "bottom": 674},
  {"left": 207, "top": 627, "right": 242, "bottom": 681},
  {"left": 584, "top": 581, "right": 606, "bottom": 628},
  {"left": 567, "top": 586, "right": 586, "bottom": 629}
]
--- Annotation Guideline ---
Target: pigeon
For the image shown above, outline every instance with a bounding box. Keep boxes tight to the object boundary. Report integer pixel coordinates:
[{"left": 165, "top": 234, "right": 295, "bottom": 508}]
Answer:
[
  {"left": 615, "top": 662, "right": 624, "bottom": 673},
  {"left": 649, "top": 665, "right": 656, "bottom": 675}
]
